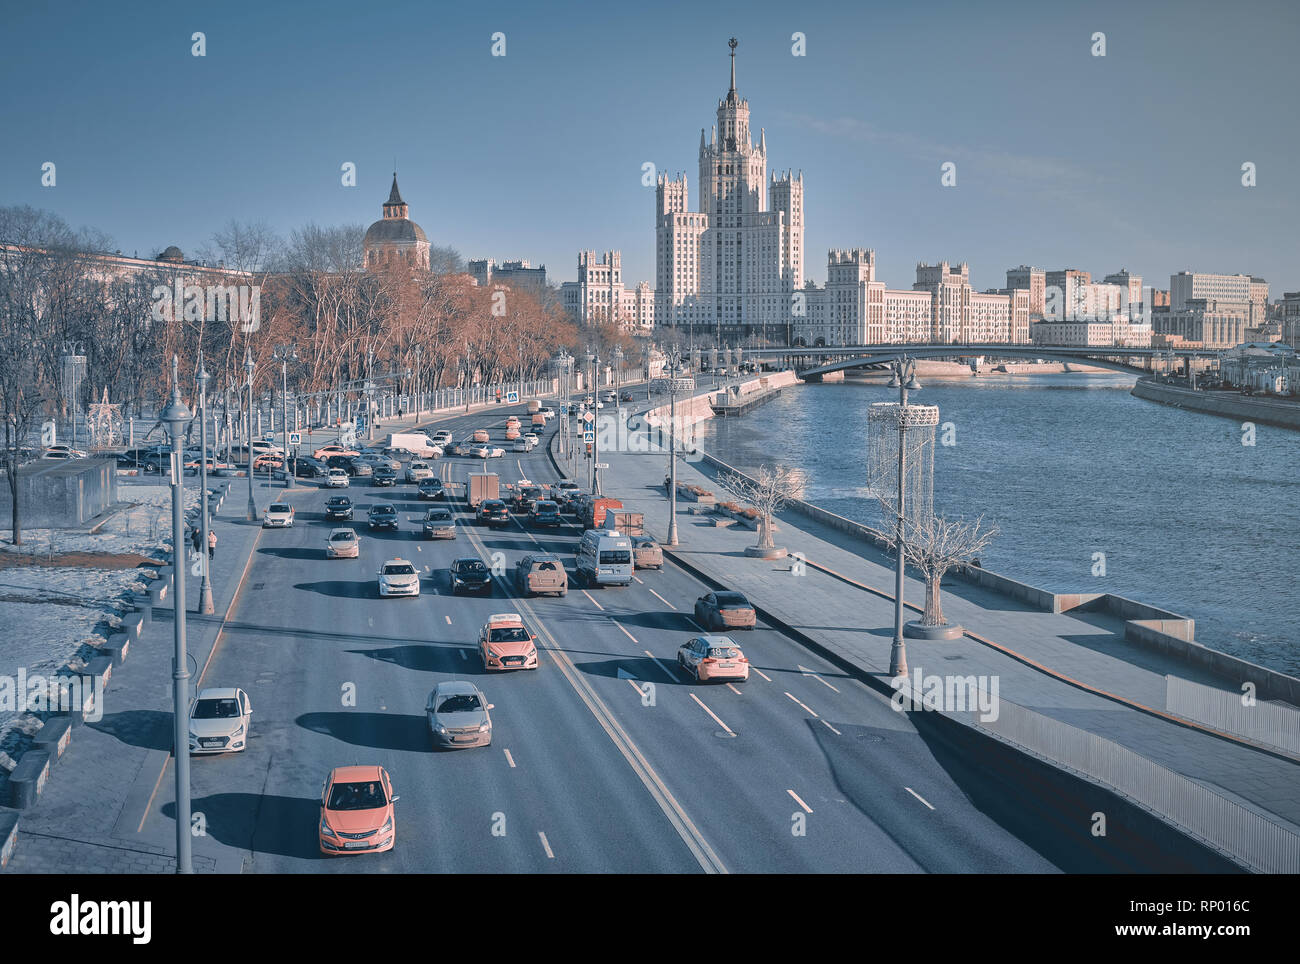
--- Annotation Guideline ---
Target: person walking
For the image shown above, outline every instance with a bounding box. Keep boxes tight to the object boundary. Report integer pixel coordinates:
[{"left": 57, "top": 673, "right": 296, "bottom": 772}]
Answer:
[
  {"left": 207, "top": 528, "right": 217, "bottom": 559},
  {"left": 191, "top": 526, "right": 202, "bottom": 556}
]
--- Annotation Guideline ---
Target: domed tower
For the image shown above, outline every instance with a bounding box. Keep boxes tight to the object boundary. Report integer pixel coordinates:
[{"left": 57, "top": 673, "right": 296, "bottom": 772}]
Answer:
[{"left": 364, "top": 173, "right": 430, "bottom": 270}]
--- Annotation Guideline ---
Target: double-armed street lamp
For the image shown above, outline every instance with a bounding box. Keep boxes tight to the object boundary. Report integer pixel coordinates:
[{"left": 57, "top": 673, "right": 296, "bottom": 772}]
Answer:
[
  {"left": 887, "top": 356, "right": 921, "bottom": 679},
  {"left": 196, "top": 356, "right": 214, "bottom": 615},
  {"left": 244, "top": 349, "right": 257, "bottom": 522},
  {"left": 160, "top": 356, "right": 193, "bottom": 874},
  {"left": 273, "top": 343, "right": 298, "bottom": 487}
]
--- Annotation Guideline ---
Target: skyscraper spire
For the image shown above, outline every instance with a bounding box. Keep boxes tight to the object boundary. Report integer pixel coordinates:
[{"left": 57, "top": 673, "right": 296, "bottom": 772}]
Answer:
[{"left": 728, "top": 37, "right": 738, "bottom": 100}]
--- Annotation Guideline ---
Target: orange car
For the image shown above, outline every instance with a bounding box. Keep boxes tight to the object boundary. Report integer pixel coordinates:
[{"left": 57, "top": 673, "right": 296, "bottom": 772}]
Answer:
[
  {"left": 313, "top": 443, "right": 360, "bottom": 461},
  {"left": 479, "top": 613, "right": 539, "bottom": 671},
  {"left": 472, "top": 428, "right": 490, "bottom": 444},
  {"left": 678, "top": 635, "right": 750, "bottom": 683},
  {"left": 319, "top": 765, "right": 398, "bottom": 856}
]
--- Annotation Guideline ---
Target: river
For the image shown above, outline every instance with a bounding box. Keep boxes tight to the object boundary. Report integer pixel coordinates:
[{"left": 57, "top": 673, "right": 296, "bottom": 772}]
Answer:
[{"left": 697, "top": 372, "right": 1300, "bottom": 676}]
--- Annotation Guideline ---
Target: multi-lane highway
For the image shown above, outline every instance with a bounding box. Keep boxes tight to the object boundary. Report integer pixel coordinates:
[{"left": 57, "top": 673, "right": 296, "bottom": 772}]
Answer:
[{"left": 145, "top": 398, "right": 1063, "bottom": 873}]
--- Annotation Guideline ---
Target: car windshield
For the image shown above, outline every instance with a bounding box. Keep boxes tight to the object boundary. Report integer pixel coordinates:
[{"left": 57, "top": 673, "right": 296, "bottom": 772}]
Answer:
[
  {"left": 716, "top": 592, "right": 750, "bottom": 608},
  {"left": 637, "top": 540, "right": 657, "bottom": 549},
  {"left": 436, "top": 694, "right": 482, "bottom": 714},
  {"left": 330, "top": 532, "right": 353, "bottom": 542},
  {"left": 536, "top": 502, "right": 557, "bottom": 511},
  {"left": 459, "top": 561, "right": 486, "bottom": 574},
  {"left": 490, "top": 626, "right": 529, "bottom": 643},
  {"left": 383, "top": 564, "right": 415, "bottom": 576},
  {"left": 427, "top": 511, "right": 450, "bottom": 521},
  {"left": 327, "top": 780, "right": 387, "bottom": 811},
  {"left": 268, "top": 505, "right": 290, "bottom": 513},
  {"left": 193, "top": 698, "right": 240, "bottom": 719},
  {"left": 329, "top": 498, "right": 350, "bottom": 506},
  {"left": 372, "top": 506, "right": 395, "bottom": 514}
]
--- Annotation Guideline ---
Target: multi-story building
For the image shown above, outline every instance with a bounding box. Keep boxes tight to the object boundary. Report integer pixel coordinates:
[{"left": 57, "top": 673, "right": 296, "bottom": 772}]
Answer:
[
  {"left": 468, "top": 258, "right": 547, "bottom": 293},
  {"left": 913, "top": 262, "right": 971, "bottom": 342},
  {"left": 559, "top": 250, "right": 655, "bottom": 331},
  {"left": 1030, "top": 318, "right": 1153, "bottom": 347},
  {"left": 1153, "top": 297, "right": 1249, "bottom": 349},
  {"left": 1044, "top": 269, "right": 1091, "bottom": 321},
  {"left": 655, "top": 39, "right": 804, "bottom": 344},
  {"left": 1005, "top": 265, "right": 1046, "bottom": 319},
  {"left": 1282, "top": 291, "right": 1300, "bottom": 348}
]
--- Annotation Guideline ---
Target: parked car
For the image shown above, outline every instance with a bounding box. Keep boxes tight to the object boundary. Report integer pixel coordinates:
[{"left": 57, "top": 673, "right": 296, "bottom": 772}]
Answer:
[
  {"left": 515, "top": 553, "right": 567, "bottom": 597},
  {"left": 427, "top": 681, "right": 493, "bottom": 749},
  {"left": 189, "top": 687, "right": 252, "bottom": 754},
  {"left": 318, "top": 765, "right": 397, "bottom": 855},
  {"left": 367, "top": 503, "right": 398, "bottom": 530},
  {"left": 678, "top": 635, "right": 749, "bottom": 683},
  {"left": 422, "top": 507, "right": 456, "bottom": 540},
  {"left": 263, "top": 503, "right": 295, "bottom": 528},
  {"left": 449, "top": 557, "right": 492, "bottom": 595},
  {"left": 479, "top": 613, "right": 539, "bottom": 671},
  {"left": 324, "top": 495, "right": 354, "bottom": 520},
  {"left": 632, "top": 537, "right": 663, "bottom": 570},
  {"left": 326, "top": 527, "right": 360, "bottom": 558},
  {"left": 693, "top": 590, "right": 756, "bottom": 630},
  {"left": 417, "top": 477, "right": 445, "bottom": 500},
  {"left": 376, "top": 558, "right": 419, "bottom": 597}
]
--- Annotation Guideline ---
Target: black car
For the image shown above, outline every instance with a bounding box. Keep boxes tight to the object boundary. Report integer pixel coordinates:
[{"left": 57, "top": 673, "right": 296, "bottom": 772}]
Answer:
[
  {"left": 417, "top": 478, "right": 445, "bottom": 500},
  {"left": 294, "top": 457, "right": 329, "bottom": 479},
  {"left": 530, "top": 500, "right": 561, "bottom": 527},
  {"left": 324, "top": 496, "right": 354, "bottom": 521},
  {"left": 449, "top": 557, "right": 492, "bottom": 595},
  {"left": 367, "top": 503, "right": 399, "bottom": 529},
  {"left": 372, "top": 466, "right": 397, "bottom": 487},
  {"left": 117, "top": 448, "right": 169, "bottom": 473},
  {"left": 620, "top": 391, "right": 634, "bottom": 402},
  {"left": 476, "top": 499, "right": 510, "bottom": 527}
]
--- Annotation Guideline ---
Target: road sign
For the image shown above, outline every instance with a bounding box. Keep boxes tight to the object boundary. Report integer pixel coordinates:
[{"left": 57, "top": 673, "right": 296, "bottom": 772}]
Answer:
[
  {"left": 583, "top": 430, "right": 595, "bottom": 443},
  {"left": 594, "top": 463, "right": 609, "bottom": 469},
  {"left": 560, "top": 405, "right": 569, "bottom": 415},
  {"left": 506, "top": 391, "right": 520, "bottom": 404},
  {"left": 582, "top": 411, "right": 594, "bottom": 423},
  {"left": 289, "top": 432, "right": 301, "bottom": 446}
]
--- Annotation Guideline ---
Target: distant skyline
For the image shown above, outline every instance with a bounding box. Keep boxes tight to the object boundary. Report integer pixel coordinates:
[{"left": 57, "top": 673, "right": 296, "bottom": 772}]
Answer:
[{"left": 2, "top": 0, "right": 1297, "bottom": 294}]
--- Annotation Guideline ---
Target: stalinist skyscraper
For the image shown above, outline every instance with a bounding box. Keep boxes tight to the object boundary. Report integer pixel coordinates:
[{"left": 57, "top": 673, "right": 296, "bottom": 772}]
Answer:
[{"left": 655, "top": 38, "right": 804, "bottom": 346}]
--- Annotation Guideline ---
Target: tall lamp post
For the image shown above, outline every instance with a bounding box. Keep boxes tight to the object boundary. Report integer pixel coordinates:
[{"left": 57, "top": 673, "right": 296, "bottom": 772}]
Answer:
[
  {"left": 366, "top": 345, "right": 376, "bottom": 442},
  {"left": 244, "top": 349, "right": 257, "bottom": 521},
  {"left": 612, "top": 345, "right": 623, "bottom": 404},
  {"left": 663, "top": 351, "right": 693, "bottom": 547},
  {"left": 887, "top": 357, "right": 921, "bottom": 679},
  {"left": 413, "top": 344, "right": 423, "bottom": 419},
  {"left": 587, "top": 348, "right": 603, "bottom": 495},
  {"left": 273, "top": 344, "right": 298, "bottom": 487},
  {"left": 196, "top": 357, "right": 214, "bottom": 615},
  {"left": 160, "top": 356, "right": 193, "bottom": 873}
]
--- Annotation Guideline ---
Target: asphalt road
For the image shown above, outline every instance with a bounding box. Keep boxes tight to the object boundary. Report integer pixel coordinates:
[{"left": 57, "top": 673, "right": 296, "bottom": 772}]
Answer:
[{"left": 145, "top": 391, "right": 1062, "bottom": 873}]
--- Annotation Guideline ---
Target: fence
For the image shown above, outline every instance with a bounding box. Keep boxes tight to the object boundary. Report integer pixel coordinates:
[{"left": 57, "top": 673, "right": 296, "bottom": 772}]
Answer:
[
  {"left": 1165, "top": 675, "right": 1300, "bottom": 756},
  {"left": 978, "top": 698, "right": 1300, "bottom": 874}
]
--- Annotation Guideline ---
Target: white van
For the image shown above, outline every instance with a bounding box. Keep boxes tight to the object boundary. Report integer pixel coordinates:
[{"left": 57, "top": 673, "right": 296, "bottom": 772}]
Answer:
[{"left": 576, "top": 530, "right": 633, "bottom": 587}]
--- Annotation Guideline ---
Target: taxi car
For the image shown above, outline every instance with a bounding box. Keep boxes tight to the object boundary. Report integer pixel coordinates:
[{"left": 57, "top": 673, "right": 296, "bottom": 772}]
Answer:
[
  {"left": 319, "top": 765, "right": 398, "bottom": 855},
  {"left": 677, "top": 635, "right": 750, "bottom": 683},
  {"left": 479, "top": 613, "right": 539, "bottom": 671}
]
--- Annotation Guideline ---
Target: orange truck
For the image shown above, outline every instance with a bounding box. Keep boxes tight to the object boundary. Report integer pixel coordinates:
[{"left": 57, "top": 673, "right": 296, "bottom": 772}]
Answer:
[{"left": 578, "top": 495, "right": 623, "bottom": 530}]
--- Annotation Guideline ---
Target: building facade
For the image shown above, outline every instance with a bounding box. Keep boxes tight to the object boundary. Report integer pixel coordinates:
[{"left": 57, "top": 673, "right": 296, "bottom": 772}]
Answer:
[
  {"left": 468, "top": 258, "right": 547, "bottom": 293},
  {"left": 559, "top": 250, "right": 655, "bottom": 331},
  {"left": 655, "top": 40, "right": 803, "bottom": 345},
  {"left": 363, "top": 175, "right": 430, "bottom": 271}
]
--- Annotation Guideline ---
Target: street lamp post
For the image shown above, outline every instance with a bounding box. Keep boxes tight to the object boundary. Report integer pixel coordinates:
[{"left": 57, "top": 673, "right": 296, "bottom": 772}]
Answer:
[
  {"left": 888, "top": 357, "right": 921, "bottom": 679},
  {"left": 160, "top": 356, "right": 193, "bottom": 874},
  {"left": 196, "top": 357, "right": 214, "bottom": 615},
  {"left": 366, "top": 346, "right": 376, "bottom": 443},
  {"left": 245, "top": 349, "right": 257, "bottom": 521},
  {"left": 587, "top": 348, "right": 603, "bottom": 495},
  {"left": 273, "top": 344, "right": 298, "bottom": 487},
  {"left": 413, "top": 345, "right": 423, "bottom": 419}
]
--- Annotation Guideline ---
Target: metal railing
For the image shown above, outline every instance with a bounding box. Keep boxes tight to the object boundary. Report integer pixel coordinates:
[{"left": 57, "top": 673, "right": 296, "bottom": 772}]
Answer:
[
  {"left": 1165, "top": 675, "right": 1300, "bottom": 756},
  {"left": 977, "top": 697, "right": 1300, "bottom": 874}
]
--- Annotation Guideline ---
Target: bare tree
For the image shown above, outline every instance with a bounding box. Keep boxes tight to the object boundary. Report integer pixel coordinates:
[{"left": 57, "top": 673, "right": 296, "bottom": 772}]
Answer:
[
  {"left": 719, "top": 463, "right": 807, "bottom": 551},
  {"left": 886, "top": 513, "right": 998, "bottom": 628}
]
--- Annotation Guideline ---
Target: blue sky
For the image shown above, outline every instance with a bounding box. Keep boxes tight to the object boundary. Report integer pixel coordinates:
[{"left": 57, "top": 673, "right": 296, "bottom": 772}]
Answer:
[{"left": 3, "top": 0, "right": 1297, "bottom": 294}]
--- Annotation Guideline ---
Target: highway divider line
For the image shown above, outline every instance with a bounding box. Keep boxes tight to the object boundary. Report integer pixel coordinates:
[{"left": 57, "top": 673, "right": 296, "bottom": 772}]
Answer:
[
  {"left": 784, "top": 691, "right": 819, "bottom": 718},
  {"left": 458, "top": 504, "right": 728, "bottom": 874},
  {"left": 504, "top": 748, "right": 516, "bottom": 768},
  {"left": 610, "top": 617, "right": 638, "bottom": 643},
  {"left": 581, "top": 589, "right": 604, "bottom": 611},
  {"left": 749, "top": 666, "right": 772, "bottom": 682},
  {"left": 538, "top": 831, "right": 555, "bottom": 859},
  {"left": 644, "top": 649, "right": 684, "bottom": 683},
  {"left": 905, "top": 787, "right": 935, "bottom": 811},
  {"left": 820, "top": 719, "right": 842, "bottom": 736},
  {"left": 648, "top": 588, "right": 676, "bottom": 610},
  {"left": 690, "top": 693, "right": 735, "bottom": 736},
  {"left": 787, "top": 789, "right": 813, "bottom": 814}
]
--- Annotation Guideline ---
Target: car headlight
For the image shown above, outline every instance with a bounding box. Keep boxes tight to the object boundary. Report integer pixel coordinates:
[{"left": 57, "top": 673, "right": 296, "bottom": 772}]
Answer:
[
  {"left": 320, "top": 819, "right": 337, "bottom": 837},
  {"left": 478, "top": 722, "right": 491, "bottom": 733},
  {"left": 231, "top": 724, "right": 245, "bottom": 739},
  {"left": 436, "top": 725, "right": 448, "bottom": 735},
  {"left": 381, "top": 816, "right": 393, "bottom": 835},
  {"left": 527, "top": 648, "right": 536, "bottom": 659}
]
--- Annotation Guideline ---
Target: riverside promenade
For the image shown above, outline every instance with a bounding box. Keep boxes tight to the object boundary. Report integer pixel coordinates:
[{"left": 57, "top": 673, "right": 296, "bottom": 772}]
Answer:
[{"left": 593, "top": 392, "right": 1300, "bottom": 870}]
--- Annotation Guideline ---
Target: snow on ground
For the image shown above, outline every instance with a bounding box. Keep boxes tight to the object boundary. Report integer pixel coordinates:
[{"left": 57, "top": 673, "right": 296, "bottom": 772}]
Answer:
[{"left": 0, "top": 481, "right": 200, "bottom": 557}]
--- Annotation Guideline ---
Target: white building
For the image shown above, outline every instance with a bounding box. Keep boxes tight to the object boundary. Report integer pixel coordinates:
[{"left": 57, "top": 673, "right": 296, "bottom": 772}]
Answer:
[
  {"left": 655, "top": 39, "right": 803, "bottom": 345},
  {"left": 1030, "top": 319, "right": 1153, "bottom": 348},
  {"left": 559, "top": 250, "right": 655, "bottom": 331}
]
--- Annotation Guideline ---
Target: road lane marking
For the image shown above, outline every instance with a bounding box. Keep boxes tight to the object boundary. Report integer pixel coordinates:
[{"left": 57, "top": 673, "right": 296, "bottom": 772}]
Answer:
[
  {"left": 581, "top": 589, "right": 604, "bottom": 611},
  {"left": 504, "top": 748, "right": 516, "bottom": 768},
  {"left": 643, "top": 649, "right": 683, "bottom": 682},
  {"left": 648, "top": 588, "right": 676, "bottom": 610},
  {"left": 787, "top": 789, "right": 814, "bottom": 814},
  {"left": 690, "top": 693, "right": 735, "bottom": 735},
  {"left": 685, "top": 617, "right": 704, "bottom": 630},
  {"left": 459, "top": 649, "right": 468, "bottom": 660},
  {"left": 748, "top": 666, "right": 772, "bottom": 682},
  {"left": 538, "top": 831, "right": 555, "bottom": 859},
  {"left": 633, "top": 575, "right": 643, "bottom": 584},
  {"left": 798, "top": 664, "right": 841, "bottom": 693},
  {"left": 610, "top": 618, "right": 638, "bottom": 643},
  {"left": 445, "top": 615, "right": 452, "bottom": 624},
  {"left": 784, "top": 691, "right": 819, "bottom": 718},
  {"left": 626, "top": 678, "right": 643, "bottom": 696},
  {"left": 820, "top": 719, "right": 842, "bottom": 736},
  {"left": 725, "top": 682, "right": 743, "bottom": 695},
  {"left": 905, "top": 787, "right": 935, "bottom": 810}
]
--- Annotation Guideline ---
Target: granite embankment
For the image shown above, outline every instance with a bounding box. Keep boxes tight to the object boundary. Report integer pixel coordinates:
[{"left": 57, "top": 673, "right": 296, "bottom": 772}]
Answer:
[{"left": 1132, "top": 376, "right": 1300, "bottom": 430}]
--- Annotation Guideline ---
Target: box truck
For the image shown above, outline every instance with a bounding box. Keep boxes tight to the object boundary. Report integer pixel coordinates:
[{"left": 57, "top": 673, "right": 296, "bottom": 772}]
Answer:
[{"left": 468, "top": 472, "right": 500, "bottom": 508}]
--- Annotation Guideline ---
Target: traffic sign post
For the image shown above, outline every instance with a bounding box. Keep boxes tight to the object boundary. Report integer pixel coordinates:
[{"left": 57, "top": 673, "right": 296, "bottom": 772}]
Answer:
[{"left": 506, "top": 391, "right": 520, "bottom": 404}]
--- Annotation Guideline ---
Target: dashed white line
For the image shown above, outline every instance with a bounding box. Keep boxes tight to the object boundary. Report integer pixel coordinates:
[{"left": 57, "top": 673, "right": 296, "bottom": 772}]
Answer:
[
  {"left": 643, "top": 649, "right": 683, "bottom": 682},
  {"left": 905, "top": 787, "right": 935, "bottom": 810},
  {"left": 798, "top": 665, "right": 842, "bottom": 693},
  {"left": 632, "top": 575, "right": 643, "bottom": 584},
  {"left": 784, "top": 691, "right": 819, "bottom": 718},
  {"left": 725, "top": 682, "right": 743, "bottom": 695},
  {"left": 648, "top": 588, "right": 676, "bottom": 610},
  {"left": 748, "top": 665, "right": 772, "bottom": 682},
  {"left": 787, "top": 789, "right": 814, "bottom": 814},
  {"left": 610, "top": 618, "right": 638, "bottom": 643},
  {"left": 684, "top": 617, "right": 704, "bottom": 630},
  {"left": 582, "top": 589, "right": 604, "bottom": 611},
  {"left": 626, "top": 678, "right": 643, "bottom": 696},
  {"left": 445, "top": 615, "right": 452, "bottom": 625},
  {"left": 820, "top": 719, "right": 842, "bottom": 736},
  {"left": 459, "top": 649, "right": 468, "bottom": 660},
  {"left": 538, "top": 831, "right": 555, "bottom": 859},
  {"left": 503, "top": 748, "right": 516, "bottom": 768},
  {"left": 690, "top": 693, "right": 735, "bottom": 735}
]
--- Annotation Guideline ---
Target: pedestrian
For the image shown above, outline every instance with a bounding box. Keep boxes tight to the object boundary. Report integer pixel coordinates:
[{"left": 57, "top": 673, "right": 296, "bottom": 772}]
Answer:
[
  {"left": 191, "top": 526, "right": 202, "bottom": 555},
  {"left": 207, "top": 528, "right": 217, "bottom": 559}
]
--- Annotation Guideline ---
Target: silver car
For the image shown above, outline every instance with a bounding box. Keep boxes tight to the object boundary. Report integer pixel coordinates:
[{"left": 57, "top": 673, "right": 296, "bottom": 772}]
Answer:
[{"left": 426, "top": 681, "right": 493, "bottom": 749}]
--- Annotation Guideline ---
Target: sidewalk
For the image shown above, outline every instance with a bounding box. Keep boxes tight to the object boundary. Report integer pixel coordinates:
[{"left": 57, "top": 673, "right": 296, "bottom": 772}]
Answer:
[
  {"left": 2, "top": 478, "right": 270, "bottom": 873},
  {"left": 595, "top": 412, "right": 1300, "bottom": 837}
]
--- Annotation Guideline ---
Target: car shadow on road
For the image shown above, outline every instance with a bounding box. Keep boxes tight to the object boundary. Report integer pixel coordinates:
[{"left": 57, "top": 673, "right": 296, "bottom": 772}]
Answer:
[
  {"left": 574, "top": 655, "right": 694, "bottom": 685},
  {"left": 258, "top": 546, "right": 320, "bottom": 561},
  {"left": 346, "top": 643, "right": 468, "bottom": 673},
  {"left": 297, "top": 711, "right": 429, "bottom": 753},
  {"left": 90, "top": 709, "right": 173, "bottom": 751},
  {"left": 292, "top": 579, "right": 373, "bottom": 598},
  {"left": 160, "top": 792, "right": 322, "bottom": 860}
]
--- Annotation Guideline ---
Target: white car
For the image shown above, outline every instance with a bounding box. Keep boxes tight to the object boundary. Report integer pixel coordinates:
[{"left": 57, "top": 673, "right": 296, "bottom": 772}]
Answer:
[
  {"left": 43, "top": 444, "right": 87, "bottom": 460},
  {"left": 432, "top": 430, "right": 453, "bottom": 447},
  {"left": 325, "top": 468, "right": 350, "bottom": 488},
  {"left": 378, "top": 558, "right": 420, "bottom": 598},
  {"left": 263, "top": 503, "right": 295, "bottom": 527},
  {"left": 325, "top": 527, "right": 360, "bottom": 558},
  {"left": 487, "top": 447, "right": 505, "bottom": 459},
  {"left": 189, "top": 687, "right": 252, "bottom": 754},
  {"left": 523, "top": 433, "right": 539, "bottom": 448},
  {"left": 512, "top": 437, "right": 532, "bottom": 452},
  {"left": 250, "top": 439, "right": 284, "bottom": 458},
  {"left": 405, "top": 461, "right": 434, "bottom": 482},
  {"left": 538, "top": 408, "right": 555, "bottom": 418},
  {"left": 471, "top": 445, "right": 504, "bottom": 459}
]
